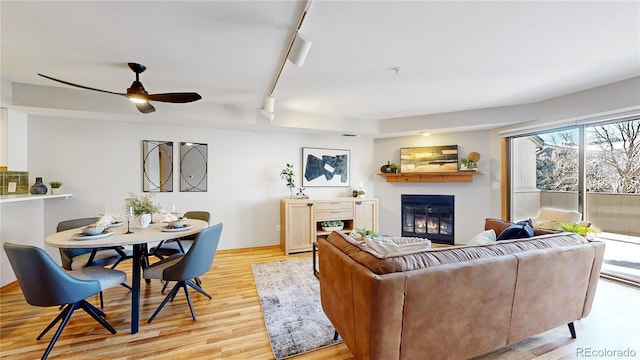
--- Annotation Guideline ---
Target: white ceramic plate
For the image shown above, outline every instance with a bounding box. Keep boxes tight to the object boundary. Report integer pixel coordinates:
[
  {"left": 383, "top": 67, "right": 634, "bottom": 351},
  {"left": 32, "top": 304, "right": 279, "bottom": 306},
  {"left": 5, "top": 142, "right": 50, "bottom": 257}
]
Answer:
[
  {"left": 108, "top": 221, "right": 124, "bottom": 228},
  {"left": 161, "top": 225, "right": 193, "bottom": 232},
  {"left": 71, "top": 230, "right": 114, "bottom": 240}
]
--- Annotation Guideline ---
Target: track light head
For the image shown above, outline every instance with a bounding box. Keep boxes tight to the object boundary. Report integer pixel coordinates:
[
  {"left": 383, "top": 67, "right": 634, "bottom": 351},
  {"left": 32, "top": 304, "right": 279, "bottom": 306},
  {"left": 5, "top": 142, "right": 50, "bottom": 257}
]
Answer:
[
  {"left": 260, "top": 109, "right": 275, "bottom": 122},
  {"left": 263, "top": 95, "right": 275, "bottom": 113},
  {"left": 288, "top": 33, "right": 312, "bottom": 66}
]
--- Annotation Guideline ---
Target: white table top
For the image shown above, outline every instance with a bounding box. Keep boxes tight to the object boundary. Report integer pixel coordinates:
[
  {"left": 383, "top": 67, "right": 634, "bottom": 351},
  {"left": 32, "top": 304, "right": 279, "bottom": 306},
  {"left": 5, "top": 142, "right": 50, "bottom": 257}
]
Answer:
[{"left": 45, "top": 219, "right": 209, "bottom": 248}]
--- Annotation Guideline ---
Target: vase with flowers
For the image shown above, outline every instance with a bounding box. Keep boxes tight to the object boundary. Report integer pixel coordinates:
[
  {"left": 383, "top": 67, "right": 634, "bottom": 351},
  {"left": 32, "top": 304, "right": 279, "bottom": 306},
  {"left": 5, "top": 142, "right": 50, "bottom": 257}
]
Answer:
[
  {"left": 124, "top": 193, "right": 159, "bottom": 228},
  {"left": 280, "top": 163, "right": 296, "bottom": 199}
]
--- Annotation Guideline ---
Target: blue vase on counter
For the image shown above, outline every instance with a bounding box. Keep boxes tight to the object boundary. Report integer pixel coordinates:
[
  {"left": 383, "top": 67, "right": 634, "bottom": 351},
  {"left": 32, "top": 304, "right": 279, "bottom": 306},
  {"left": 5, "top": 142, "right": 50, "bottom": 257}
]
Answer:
[{"left": 30, "top": 177, "right": 48, "bottom": 195}]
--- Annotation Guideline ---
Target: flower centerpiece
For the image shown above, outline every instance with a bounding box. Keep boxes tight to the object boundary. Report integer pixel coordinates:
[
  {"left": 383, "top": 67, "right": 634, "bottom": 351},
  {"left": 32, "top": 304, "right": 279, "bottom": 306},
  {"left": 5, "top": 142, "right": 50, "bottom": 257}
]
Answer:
[{"left": 124, "top": 193, "right": 158, "bottom": 228}]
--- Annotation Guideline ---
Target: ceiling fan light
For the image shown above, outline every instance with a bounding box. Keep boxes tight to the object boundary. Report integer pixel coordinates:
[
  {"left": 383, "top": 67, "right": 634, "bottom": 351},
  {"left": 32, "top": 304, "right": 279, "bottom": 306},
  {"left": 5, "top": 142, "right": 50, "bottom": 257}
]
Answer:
[
  {"left": 288, "top": 33, "right": 312, "bottom": 66},
  {"left": 128, "top": 95, "right": 148, "bottom": 104}
]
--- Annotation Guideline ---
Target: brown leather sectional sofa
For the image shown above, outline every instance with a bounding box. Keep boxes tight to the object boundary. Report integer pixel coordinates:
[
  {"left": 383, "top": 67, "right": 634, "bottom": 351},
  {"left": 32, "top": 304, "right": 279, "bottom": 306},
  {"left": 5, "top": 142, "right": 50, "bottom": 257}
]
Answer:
[{"left": 318, "top": 218, "right": 605, "bottom": 360}]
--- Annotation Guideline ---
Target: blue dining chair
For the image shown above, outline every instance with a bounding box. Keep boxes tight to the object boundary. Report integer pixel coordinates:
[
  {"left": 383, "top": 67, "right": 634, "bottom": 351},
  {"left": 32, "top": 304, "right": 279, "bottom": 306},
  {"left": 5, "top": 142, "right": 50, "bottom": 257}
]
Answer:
[
  {"left": 143, "top": 223, "right": 222, "bottom": 323},
  {"left": 149, "top": 211, "right": 211, "bottom": 259},
  {"left": 3, "top": 242, "right": 126, "bottom": 360},
  {"left": 57, "top": 217, "right": 132, "bottom": 271},
  {"left": 57, "top": 218, "right": 133, "bottom": 308}
]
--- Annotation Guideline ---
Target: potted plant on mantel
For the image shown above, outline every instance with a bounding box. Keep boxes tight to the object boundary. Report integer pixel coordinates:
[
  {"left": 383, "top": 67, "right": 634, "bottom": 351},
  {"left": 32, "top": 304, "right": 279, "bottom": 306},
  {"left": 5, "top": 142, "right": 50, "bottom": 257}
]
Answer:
[
  {"left": 48, "top": 181, "right": 63, "bottom": 195},
  {"left": 124, "top": 193, "right": 158, "bottom": 229}
]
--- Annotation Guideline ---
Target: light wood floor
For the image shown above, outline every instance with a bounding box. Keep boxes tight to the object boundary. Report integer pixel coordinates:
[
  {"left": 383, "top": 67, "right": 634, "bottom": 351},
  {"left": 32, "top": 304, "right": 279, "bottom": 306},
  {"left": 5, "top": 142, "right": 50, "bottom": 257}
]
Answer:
[{"left": 1, "top": 246, "right": 638, "bottom": 360}]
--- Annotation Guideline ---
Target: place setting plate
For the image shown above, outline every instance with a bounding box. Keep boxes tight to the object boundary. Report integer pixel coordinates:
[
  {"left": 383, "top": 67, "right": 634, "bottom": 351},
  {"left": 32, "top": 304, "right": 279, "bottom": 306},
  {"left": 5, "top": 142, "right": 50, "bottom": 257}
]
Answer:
[
  {"left": 71, "top": 230, "right": 114, "bottom": 240},
  {"left": 108, "top": 221, "right": 124, "bottom": 228},
  {"left": 161, "top": 224, "right": 193, "bottom": 232}
]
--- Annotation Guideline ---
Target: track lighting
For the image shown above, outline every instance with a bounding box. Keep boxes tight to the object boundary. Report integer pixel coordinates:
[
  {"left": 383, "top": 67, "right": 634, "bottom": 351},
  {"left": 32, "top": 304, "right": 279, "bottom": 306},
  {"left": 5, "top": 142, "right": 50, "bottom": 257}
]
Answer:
[
  {"left": 260, "top": 109, "right": 275, "bottom": 122},
  {"left": 261, "top": 0, "right": 313, "bottom": 121},
  {"left": 263, "top": 95, "right": 275, "bottom": 113},
  {"left": 288, "top": 33, "right": 312, "bottom": 66}
]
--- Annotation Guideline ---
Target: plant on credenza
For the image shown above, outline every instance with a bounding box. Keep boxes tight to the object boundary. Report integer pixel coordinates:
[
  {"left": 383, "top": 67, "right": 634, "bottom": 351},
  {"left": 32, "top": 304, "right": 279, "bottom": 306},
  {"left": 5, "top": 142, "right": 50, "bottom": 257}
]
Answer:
[
  {"left": 280, "top": 163, "right": 296, "bottom": 199},
  {"left": 321, "top": 220, "right": 344, "bottom": 231}
]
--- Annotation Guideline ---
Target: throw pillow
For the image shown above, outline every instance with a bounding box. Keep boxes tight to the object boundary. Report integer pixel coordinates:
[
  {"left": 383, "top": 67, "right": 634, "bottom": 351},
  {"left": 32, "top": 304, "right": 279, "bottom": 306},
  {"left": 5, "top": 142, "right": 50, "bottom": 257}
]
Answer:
[
  {"left": 467, "top": 229, "right": 496, "bottom": 245},
  {"left": 496, "top": 219, "right": 534, "bottom": 241}
]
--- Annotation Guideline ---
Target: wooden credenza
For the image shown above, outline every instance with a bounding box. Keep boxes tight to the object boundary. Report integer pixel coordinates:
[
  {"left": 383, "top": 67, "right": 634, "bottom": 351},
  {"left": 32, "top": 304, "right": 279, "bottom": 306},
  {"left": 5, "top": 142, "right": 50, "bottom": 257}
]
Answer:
[{"left": 280, "top": 197, "right": 378, "bottom": 255}]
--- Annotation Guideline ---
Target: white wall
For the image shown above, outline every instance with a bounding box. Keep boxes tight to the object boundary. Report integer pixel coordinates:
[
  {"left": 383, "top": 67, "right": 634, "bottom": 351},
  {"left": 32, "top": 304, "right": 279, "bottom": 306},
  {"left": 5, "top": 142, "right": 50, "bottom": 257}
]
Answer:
[
  {"left": 27, "top": 115, "right": 374, "bottom": 254},
  {"left": 374, "top": 131, "right": 492, "bottom": 244}
]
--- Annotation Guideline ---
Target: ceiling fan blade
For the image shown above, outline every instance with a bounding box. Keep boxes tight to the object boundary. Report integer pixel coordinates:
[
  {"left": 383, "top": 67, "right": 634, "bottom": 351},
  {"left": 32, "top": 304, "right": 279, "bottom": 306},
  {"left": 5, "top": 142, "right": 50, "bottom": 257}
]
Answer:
[
  {"left": 147, "top": 92, "right": 202, "bottom": 103},
  {"left": 38, "top": 73, "right": 125, "bottom": 97},
  {"left": 136, "top": 102, "right": 156, "bottom": 114}
]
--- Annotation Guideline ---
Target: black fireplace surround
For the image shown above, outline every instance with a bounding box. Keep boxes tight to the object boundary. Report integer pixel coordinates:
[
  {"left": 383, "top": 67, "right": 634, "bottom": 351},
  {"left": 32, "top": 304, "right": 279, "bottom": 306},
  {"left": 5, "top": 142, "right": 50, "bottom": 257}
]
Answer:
[{"left": 401, "top": 194, "right": 454, "bottom": 245}]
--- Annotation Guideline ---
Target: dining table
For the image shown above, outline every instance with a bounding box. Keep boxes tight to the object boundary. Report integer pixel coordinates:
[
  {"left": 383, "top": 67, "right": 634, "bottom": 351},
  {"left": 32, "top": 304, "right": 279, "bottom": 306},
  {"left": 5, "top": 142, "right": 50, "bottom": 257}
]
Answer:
[{"left": 45, "top": 218, "right": 209, "bottom": 334}]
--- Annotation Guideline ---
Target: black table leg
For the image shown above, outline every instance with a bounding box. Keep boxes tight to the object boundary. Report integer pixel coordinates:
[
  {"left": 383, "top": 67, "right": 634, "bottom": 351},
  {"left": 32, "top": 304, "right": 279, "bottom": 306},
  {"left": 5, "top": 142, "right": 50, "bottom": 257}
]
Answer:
[{"left": 131, "top": 244, "right": 143, "bottom": 334}]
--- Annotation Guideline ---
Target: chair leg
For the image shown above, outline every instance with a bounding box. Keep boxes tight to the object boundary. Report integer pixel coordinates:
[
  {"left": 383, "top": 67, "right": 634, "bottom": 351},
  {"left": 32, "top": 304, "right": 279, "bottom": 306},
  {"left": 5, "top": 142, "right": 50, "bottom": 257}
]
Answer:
[
  {"left": 183, "top": 283, "right": 197, "bottom": 321},
  {"left": 37, "top": 303, "right": 74, "bottom": 340},
  {"left": 79, "top": 300, "right": 116, "bottom": 334},
  {"left": 161, "top": 281, "right": 170, "bottom": 293},
  {"left": 148, "top": 281, "right": 182, "bottom": 323},
  {"left": 39, "top": 302, "right": 78, "bottom": 360},
  {"left": 83, "top": 300, "right": 106, "bottom": 318},
  {"left": 99, "top": 291, "right": 104, "bottom": 309},
  {"left": 120, "top": 282, "right": 132, "bottom": 291},
  {"left": 185, "top": 279, "right": 212, "bottom": 299}
]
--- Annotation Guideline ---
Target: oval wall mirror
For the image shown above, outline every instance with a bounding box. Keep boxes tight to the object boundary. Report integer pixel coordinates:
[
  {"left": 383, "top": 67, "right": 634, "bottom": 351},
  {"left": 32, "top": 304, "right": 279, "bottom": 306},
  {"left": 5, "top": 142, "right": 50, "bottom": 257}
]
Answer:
[
  {"left": 143, "top": 140, "right": 173, "bottom": 192},
  {"left": 180, "top": 142, "right": 207, "bottom": 192}
]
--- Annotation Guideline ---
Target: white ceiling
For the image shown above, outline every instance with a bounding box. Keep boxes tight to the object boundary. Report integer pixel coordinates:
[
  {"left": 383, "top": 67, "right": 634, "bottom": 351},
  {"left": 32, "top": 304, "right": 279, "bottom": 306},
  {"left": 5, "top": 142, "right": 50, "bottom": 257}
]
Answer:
[{"left": 1, "top": 1, "right": 639, "bottom": 134}]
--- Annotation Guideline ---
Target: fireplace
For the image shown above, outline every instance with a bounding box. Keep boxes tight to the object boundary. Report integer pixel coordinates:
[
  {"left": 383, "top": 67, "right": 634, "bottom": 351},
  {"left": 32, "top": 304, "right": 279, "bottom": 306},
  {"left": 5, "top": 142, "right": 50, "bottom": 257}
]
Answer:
[{"left": 402, "top": 194, "right": 454, "bottom": 245}]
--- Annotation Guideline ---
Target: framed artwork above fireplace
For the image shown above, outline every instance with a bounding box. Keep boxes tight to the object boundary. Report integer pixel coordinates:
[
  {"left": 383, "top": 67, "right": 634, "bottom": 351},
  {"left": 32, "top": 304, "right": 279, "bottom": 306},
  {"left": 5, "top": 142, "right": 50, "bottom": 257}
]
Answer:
[{"left": 400, "top": 145, "right": 458, "bottom": 173}]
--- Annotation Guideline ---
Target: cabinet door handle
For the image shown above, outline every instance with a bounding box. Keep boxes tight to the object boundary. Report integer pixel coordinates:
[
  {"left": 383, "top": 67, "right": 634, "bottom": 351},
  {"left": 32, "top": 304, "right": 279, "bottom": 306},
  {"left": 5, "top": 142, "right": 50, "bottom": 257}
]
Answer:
[
  {"left": 307, "top": 203, "right": 313, "bottom": 207},
  {"left": 355, "top": 201, "right": 362, "bottom": 205}
]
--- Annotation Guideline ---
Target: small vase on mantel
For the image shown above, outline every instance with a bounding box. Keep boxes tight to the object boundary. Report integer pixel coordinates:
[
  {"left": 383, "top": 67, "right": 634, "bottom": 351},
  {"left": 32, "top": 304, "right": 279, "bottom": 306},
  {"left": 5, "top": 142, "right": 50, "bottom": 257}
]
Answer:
[{"left": 30, "top": 177, "right": 48, "bottom": 195}]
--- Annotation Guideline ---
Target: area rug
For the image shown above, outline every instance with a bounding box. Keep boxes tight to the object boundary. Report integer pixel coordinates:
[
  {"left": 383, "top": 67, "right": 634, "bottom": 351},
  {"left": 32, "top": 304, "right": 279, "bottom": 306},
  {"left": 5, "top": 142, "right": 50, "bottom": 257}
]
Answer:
[{"left": 251, "top": 258, "right": 342, "bottom": 359}]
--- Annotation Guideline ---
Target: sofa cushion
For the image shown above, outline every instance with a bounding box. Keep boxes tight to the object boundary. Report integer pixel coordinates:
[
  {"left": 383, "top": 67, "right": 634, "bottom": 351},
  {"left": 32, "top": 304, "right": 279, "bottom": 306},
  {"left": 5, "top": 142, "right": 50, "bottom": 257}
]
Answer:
[
  {"left": 468, "top": 229, "right": 496, "bottom": 245},
  {"left": 485, "top": 218, "right": 558, "bottom": 237},
  {"left": 496, "top": 219, "right": 534, "bottom": 241}
]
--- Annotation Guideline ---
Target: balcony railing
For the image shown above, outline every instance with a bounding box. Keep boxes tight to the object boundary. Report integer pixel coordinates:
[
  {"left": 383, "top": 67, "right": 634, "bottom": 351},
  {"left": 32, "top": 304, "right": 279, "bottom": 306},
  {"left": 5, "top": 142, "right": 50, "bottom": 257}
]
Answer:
[
  {"left": 514, "top": 190, "right": 640, "bottom": 284},
  {"left": 513, "top": 190, "right": 640, "bottom": 236}
]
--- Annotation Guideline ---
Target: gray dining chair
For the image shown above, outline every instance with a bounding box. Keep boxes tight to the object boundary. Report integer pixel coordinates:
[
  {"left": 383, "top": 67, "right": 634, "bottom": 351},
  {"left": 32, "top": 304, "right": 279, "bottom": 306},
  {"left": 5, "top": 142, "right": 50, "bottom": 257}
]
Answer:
[
  {"left": 143, "top": 222, "right": 222, "bottom": 323},
  {"left": 3, "top": 242, "right": 126, "bottom": 360},
  {"left": 150, "top": 211, "right": 211, "bottom": 259},
  {"left": 57, "top": 217, "right": 132, "bottom": 271}
]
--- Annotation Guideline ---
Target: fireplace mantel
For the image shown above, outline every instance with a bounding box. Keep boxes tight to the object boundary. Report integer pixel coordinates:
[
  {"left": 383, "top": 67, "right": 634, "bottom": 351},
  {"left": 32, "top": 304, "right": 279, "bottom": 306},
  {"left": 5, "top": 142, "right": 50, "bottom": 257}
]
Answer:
[{"left": 378, "top": 171, "right": 484, "bottom": 183}]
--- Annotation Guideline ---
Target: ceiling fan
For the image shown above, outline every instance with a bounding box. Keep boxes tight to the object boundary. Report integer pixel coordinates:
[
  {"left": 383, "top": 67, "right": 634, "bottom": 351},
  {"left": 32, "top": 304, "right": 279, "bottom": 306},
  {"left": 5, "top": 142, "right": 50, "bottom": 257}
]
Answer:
[{"left": 38, "top": 63, "right": 202, "bottom": 114}]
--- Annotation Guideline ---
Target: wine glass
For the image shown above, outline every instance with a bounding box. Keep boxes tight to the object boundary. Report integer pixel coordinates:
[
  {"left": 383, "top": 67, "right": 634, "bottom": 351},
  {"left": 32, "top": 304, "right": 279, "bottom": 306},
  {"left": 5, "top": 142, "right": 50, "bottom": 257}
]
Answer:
[{"left": 123, "top": 206, "right": 134, "bottom": 234}]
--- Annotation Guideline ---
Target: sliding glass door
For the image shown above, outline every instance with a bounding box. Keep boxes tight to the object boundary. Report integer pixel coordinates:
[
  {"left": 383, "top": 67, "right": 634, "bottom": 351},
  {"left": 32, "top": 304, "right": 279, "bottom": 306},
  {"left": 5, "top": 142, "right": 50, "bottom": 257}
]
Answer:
[
  {"left": 510, "top": 127, "right": 580, "bottom": 221},
  {"left": 509, "top": 118, "right": 640, "bottom": 284}
]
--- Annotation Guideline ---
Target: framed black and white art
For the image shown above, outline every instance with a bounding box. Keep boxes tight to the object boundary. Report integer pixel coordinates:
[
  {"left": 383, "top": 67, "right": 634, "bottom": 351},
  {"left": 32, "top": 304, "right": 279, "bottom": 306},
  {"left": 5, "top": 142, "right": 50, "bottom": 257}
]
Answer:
[{"left": 302, "top": 147, "right": 350, "bottom": 187}]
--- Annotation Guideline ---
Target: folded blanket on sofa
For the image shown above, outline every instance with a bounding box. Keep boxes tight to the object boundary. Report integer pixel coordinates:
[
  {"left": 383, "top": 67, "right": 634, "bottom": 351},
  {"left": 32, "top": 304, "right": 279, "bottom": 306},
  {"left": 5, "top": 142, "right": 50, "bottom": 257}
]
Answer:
[{"left": 364, "top": 236, "right": 431, "bottom": 256}]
